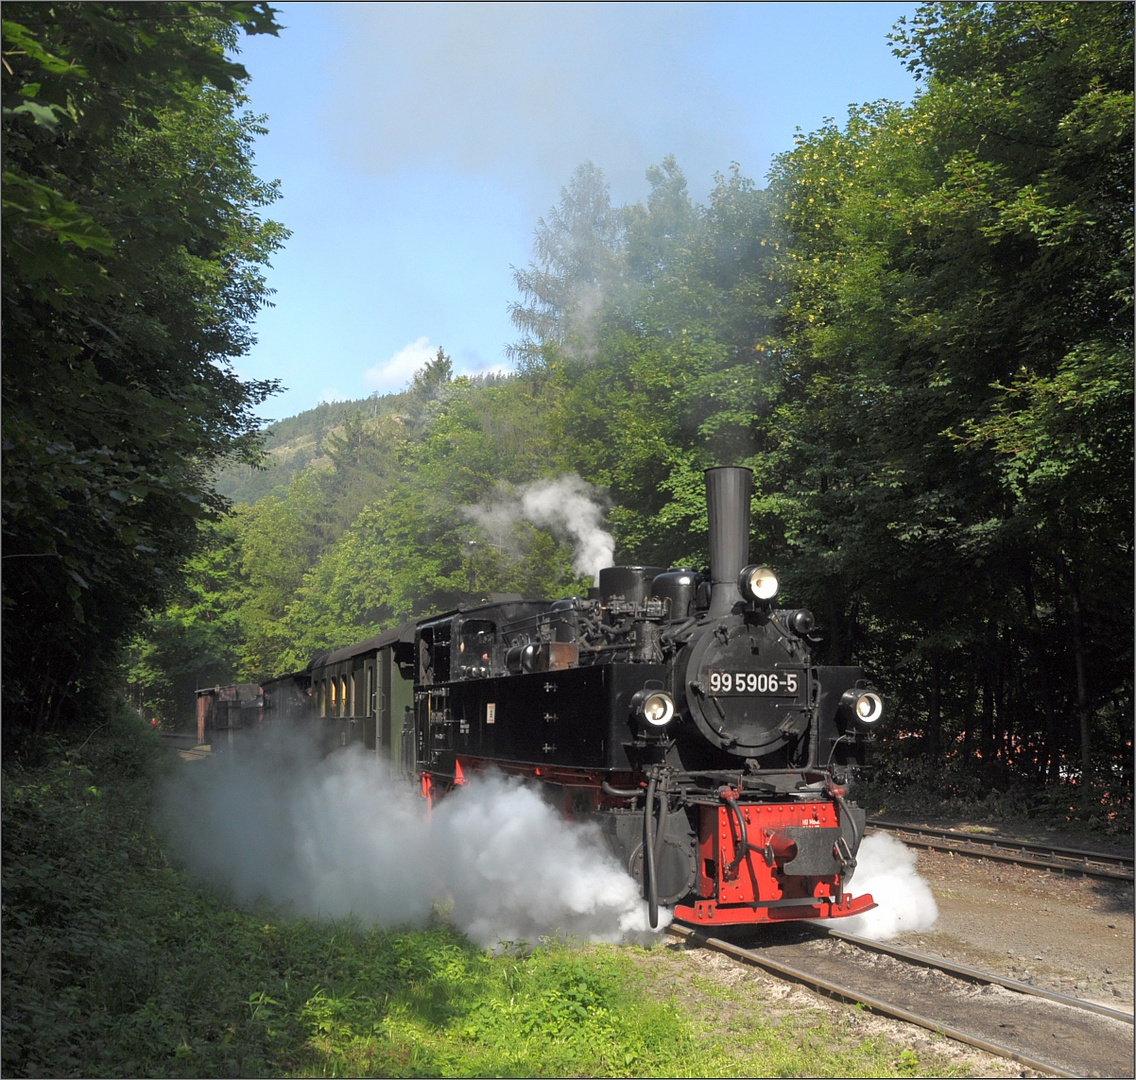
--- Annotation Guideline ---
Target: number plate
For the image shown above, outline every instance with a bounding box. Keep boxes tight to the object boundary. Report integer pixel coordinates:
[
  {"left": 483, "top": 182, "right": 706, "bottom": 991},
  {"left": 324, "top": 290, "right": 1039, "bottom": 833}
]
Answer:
[{"left": 707, "top": 669, "right": 801, "bottom": 697}]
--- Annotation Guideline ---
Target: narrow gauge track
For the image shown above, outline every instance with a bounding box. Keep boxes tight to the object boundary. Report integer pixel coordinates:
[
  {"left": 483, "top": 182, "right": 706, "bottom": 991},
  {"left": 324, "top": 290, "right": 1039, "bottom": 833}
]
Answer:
[
  {"left": 869, "top": 819, "right": 1135, "bottom": 883},
  {"left": 157, "top": 731, "right": 200, "bottom": 748},
  {"left": 157, "top": 731, "right": 211, "bottom": 760},
  {"left": 667, "top": 922, "right": 1135, "bottom": 1078}
]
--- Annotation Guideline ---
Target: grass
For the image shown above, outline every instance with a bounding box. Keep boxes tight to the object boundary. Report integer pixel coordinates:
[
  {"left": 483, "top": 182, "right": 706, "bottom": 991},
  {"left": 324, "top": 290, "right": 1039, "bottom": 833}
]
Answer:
[{"left": 3, "top": 713, "right": 988, "bottom": 1078}]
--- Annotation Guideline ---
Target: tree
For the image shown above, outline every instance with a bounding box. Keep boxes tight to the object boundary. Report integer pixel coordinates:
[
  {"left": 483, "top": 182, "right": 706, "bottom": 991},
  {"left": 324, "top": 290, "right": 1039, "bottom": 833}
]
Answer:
[
  {"left": 765, "top": 1, "right": 1133, "bottom": 787},
  {"left": 508, "top": 161, "right": 626, "bottom": 368},
  {"left": 2, "top": 3, "right": 286, "bottom": 736},
  {"left": 544, "top": 161, "right": 782, "bottom": 568},
  {"left": 125, "top": 518, "right": 246, "bottom": 726}
]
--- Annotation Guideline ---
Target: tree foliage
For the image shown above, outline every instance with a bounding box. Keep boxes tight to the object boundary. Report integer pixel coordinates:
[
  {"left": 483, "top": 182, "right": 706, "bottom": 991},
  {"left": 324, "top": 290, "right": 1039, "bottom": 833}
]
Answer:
[
  {"left": 2, "top": 2, "right": 286, "bottom": 736},
  {"left": 508, "top": 161, "right": 626, "bottom": 369},
  {"left": 130, "top": 3, "right": 1131, "bottom": 813},
  {"left": 764, "top": 0, "right": 1132, "bottom": 782}
]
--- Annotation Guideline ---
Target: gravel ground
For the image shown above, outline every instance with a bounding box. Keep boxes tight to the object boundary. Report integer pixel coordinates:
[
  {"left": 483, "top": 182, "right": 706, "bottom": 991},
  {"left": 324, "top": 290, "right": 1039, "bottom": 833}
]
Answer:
[{"left": 879, "top": 820, "right": 1134, "bottom": 1012}]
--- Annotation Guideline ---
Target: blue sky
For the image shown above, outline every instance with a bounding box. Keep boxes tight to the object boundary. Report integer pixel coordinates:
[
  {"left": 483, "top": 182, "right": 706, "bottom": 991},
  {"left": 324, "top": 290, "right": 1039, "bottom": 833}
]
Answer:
[{"left": 234, "top": 2, "right": 921, "bottom": 422}]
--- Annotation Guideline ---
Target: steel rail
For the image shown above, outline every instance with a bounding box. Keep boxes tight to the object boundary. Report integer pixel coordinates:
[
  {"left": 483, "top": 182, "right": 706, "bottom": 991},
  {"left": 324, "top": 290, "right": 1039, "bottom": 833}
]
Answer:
[
  {"left": 869, "top": 819, "right": 1135, "bottom": 882},
  {"left": 823, "top": 927, "right": 1134, "bottom": 1025},
  {"left": 872, "top": 819, "right": 1134, "bottom": 869},
  {"left": 668, "top": 923, "right": 1082, "bottom": 1078},
  {"left": 157, "top": 732, "right": 211, "bottom": 759}
]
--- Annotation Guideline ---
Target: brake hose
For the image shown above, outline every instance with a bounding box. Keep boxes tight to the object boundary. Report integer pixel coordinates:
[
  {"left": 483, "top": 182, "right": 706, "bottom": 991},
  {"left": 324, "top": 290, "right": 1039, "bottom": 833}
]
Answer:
[{"left": 830, "top": 786, "right": 860, "bottom": 874}]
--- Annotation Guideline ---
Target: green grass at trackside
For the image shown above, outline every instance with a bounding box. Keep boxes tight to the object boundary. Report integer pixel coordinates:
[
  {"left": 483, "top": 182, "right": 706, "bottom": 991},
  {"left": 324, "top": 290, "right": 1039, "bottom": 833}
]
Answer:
[{"left": 3, "top": 714, "right": 982, "bottom": 1078}]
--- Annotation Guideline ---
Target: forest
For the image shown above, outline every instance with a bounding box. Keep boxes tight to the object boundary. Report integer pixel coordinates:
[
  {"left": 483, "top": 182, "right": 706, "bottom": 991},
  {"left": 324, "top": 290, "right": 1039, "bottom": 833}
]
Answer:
[{"left": 4, "top": 3, "right": 1132, "bottom": 823}]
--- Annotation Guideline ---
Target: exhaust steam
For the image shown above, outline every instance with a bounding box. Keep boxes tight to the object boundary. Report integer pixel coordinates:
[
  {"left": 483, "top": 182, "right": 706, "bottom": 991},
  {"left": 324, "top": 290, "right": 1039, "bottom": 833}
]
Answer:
[
  {"left": 840, "top": 833, "right": 939, "bottom": 940},
  {"left": 159, "top": 732, "right": 666, "bottom": 949},
  {"left": 463, "top": 473, "right": 615, "bottom": 584}
]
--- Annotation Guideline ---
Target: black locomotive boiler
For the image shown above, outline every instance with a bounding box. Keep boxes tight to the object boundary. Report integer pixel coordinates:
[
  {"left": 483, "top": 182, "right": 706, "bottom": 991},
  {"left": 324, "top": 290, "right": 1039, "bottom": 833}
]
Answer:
[{"left": 262, "top": 466, "right": 885, "bottom": 930}]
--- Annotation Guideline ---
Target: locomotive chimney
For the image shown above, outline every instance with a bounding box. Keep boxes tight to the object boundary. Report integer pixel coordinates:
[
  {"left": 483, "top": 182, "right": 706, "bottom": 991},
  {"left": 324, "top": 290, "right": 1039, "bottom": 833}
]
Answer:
[{"left": 705, "top": 466, "right": 753, "bottom": 617}]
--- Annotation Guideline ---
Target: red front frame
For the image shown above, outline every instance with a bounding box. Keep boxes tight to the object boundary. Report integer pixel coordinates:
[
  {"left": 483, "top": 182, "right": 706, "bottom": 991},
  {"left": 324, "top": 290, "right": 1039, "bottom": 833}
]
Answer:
[
  {"left": 673, "top": 799, "right": 876, "bottom": 926},
  {"left": 423, "top": 757, "right": 876, "bottom": 927}
]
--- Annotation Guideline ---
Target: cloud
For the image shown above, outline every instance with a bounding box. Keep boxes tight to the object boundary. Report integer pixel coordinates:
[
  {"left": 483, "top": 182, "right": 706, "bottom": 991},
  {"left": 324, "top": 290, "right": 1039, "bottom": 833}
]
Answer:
[
  {"left": 335, "top": 2, "right": 736, "bottom": 198},
  {"left": 317, "top": 387, "right": 344, "bottom": 403},
  {"left": 364, "top": 336, "right": 437, "bottom": 392}
]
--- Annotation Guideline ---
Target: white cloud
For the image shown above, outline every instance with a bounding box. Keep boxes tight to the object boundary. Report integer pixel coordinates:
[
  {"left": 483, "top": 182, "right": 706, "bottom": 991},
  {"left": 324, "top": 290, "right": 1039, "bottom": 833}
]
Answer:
[
  {"left": 317, "top": 387, "right": 344, "bottom": 404},
  {"left": 364, "top": 336, "right": 437, "bottom": 392}
]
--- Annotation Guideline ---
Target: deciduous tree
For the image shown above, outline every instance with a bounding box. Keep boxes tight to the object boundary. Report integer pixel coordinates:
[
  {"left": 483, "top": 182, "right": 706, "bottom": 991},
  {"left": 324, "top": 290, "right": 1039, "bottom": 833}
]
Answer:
[{"left": 2, "top": 2, "right": 286, "bottom": 735}]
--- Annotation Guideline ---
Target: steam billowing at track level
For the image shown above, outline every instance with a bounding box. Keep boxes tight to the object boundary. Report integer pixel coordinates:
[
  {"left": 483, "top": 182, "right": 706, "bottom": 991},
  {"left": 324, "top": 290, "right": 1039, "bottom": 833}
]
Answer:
[
  {"left": 160, "top": 740, "right": 663, "bottom": 948},
  {"left": 833, "top": 834, "right": 938, "bottom": 940},
  {"left": 189, "top": 467, "right": 914, "bottom": 940}
]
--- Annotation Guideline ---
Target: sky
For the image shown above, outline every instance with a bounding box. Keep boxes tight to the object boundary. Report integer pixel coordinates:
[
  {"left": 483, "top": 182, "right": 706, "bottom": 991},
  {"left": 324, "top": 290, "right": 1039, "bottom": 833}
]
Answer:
[{"left": 234, "top": 1, "right": 922, "bottom": 422}]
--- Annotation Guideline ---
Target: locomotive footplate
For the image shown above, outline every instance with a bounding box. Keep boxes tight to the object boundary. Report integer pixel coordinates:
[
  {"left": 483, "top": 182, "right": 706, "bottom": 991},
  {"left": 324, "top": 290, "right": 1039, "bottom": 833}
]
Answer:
[{"left": 673, "top": 798, "right": 877, "bottom": 926}]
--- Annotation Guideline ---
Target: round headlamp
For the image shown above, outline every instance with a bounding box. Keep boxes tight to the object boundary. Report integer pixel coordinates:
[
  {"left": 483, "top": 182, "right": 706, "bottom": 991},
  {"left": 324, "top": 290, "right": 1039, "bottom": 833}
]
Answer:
[
  {"left": 739, "top": 564, "right": 779, "bottom": 602},
  {"left": 635, "top": 689, "right": 675, "bottom": 727},
  {"left": 840, "top": 688, "right": 884, "bottom": 725}
]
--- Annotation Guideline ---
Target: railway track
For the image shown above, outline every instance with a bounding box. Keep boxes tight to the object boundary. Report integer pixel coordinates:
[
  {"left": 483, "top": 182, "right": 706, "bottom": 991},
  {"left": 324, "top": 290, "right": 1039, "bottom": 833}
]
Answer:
[
  {"left": 668, "top": 922, "right": 1134, "bottom": 1078},
  {"left": 157, "top": 731, "right": 211, "bottom": 760},
  {"left": 869, "top": 819, "right": 1135, "bottom": 883}
]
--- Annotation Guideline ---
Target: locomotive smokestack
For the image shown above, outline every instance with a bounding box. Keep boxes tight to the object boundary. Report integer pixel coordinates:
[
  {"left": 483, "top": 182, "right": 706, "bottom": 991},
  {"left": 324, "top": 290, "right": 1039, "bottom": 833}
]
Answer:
[{"left": 705, "top": 466, "right": 753, "bottom": 617}]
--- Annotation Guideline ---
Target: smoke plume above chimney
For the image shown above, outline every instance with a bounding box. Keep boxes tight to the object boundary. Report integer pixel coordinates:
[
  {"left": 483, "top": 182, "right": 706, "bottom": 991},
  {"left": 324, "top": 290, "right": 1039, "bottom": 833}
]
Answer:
[{"left": 463, "top": 474, "right": 615, "bottom": 583}]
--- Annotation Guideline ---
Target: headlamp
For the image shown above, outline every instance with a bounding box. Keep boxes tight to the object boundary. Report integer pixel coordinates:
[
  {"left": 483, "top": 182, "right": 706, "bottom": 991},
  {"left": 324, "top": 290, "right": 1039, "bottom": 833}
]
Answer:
[
  {"left": 738, "top": 564, "right": 779, "bottom": 602},
  {"left": 633, "top": 689, "right": 676, "bottom": 727},
  {"left": 840, "top": 688, "right": 884, "bottom": 725}
]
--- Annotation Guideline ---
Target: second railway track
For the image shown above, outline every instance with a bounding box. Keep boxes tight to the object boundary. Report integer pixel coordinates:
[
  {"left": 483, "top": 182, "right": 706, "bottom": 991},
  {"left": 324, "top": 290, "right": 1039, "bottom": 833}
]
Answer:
[
  {"left": 869, "top": 819, "right": 1135, "bottom": 883},
  {"left": 669, "top": 922, "right": 1134, "bottom": 1078}
]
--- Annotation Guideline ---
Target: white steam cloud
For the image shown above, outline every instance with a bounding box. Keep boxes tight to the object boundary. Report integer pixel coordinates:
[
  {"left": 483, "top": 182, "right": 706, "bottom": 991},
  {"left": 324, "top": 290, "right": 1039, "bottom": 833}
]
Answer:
[
  {"left": 839, "top": 833, "right": 939, "bottom": 940},
  {"left": 337, "top": 3, "right": 734, "bottom": 199},
  {"left": 160, "top": 734, "right": 665, "bottom": 949},
  {"left": 463, "top": 474, "right": 615, "bottom": 583}
]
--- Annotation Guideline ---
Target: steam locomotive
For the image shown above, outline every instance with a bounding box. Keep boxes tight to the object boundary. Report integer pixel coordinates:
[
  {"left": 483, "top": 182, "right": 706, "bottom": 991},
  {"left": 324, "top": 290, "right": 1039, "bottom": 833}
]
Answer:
[{"left": 250, "top": 466, "right": 883, "bottom": 929}]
